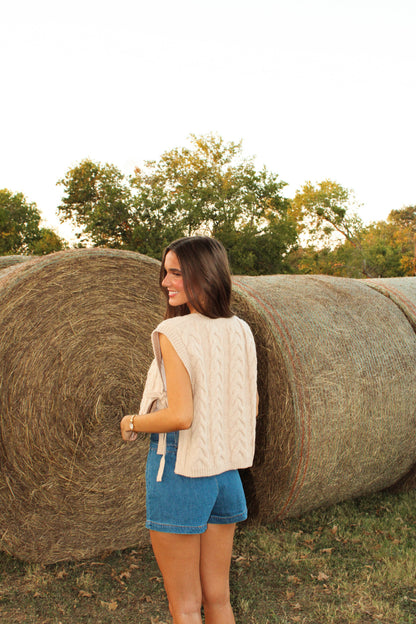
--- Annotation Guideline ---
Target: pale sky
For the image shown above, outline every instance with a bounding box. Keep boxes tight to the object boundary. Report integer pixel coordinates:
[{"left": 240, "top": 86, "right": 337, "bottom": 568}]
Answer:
[{"left": 1, "top": 0, "right": 415, "bottom": 243}]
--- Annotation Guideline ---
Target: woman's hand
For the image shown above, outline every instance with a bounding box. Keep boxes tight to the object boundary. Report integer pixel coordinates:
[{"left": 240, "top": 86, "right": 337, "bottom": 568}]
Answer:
[{"left": 120, "top": 414, "right": 138, "bottom": 442}]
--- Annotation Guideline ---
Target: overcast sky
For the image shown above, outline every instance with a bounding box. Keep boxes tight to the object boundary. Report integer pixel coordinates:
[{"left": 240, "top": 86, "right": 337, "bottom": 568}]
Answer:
[{"left": 1, "top": 0, "right": 415, "bottom": 242}]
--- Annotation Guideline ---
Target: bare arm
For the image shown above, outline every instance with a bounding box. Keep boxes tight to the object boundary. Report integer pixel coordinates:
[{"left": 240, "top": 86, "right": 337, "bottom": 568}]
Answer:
[{"left": 120, "top": 333, "right": 193, "bottom": 441}]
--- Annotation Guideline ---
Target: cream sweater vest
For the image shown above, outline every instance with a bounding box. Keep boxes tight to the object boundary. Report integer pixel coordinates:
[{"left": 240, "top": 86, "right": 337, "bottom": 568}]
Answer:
[{"left": 145, "top": 313, "right": 257, "bottom": 479}]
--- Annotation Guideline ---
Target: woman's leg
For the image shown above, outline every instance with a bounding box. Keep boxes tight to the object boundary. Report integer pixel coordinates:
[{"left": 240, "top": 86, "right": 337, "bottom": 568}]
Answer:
[
  {"left": 200, "top": 523, "right": 236, "bottom": 624},
  {"left": 149, "top": 530, "right": 203, "bottom": 624}
]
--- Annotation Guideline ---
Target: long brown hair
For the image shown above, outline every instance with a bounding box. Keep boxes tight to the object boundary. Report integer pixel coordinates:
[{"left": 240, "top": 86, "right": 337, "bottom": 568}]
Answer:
[{"left": 160, "top": 236, "right": 233, "bottom": 319}]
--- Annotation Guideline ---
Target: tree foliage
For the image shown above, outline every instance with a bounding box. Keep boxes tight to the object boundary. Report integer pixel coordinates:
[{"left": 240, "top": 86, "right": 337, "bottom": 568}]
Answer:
[
  {"left": 0, "top": 189, "right": 64, "bottom": 256},
  {"left": 57, "top": 135, "right": 298, "bottom": 274},
  {"left": 288, "top": 204, "right": 416, "bottom": 278},
  {"left": 291, "top": 179, "right": 366, "bottom": 243},
  {"left": 289, "top": 180, "right": 380, "bottom": 276},
  {"left": 386, "top": 205, "right": 416, "bottom": 275},
  {"left": 57, "top": 160, "right": 132, "bottom": 247},
  {"left": 54, "top": 141, "right": 415, "bottom": 277},
  {"left": 30, "top": 228, "right": 66, "bottom": 255}
]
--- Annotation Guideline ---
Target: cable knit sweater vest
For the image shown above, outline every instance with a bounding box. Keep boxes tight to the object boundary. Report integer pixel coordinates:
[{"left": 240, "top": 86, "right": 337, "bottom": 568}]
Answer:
[{"left": 149, "top": 313, "right": 257, "bottom": 478}]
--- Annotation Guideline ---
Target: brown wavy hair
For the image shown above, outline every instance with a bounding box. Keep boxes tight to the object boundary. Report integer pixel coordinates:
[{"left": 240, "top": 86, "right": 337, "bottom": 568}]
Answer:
[{"left": 160, "top": 236, "right": 233, "bottom": 319}]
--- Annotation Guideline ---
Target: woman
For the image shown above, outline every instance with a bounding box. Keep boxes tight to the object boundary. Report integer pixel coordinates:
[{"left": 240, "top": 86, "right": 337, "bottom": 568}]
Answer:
[{"left": 120, "top": 236, "right": 257, "bottom": 624}]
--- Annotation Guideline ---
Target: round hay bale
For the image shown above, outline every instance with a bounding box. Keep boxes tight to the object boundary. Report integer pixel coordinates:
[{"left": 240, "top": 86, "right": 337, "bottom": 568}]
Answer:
[
  {"left": 0, "top": 255, "right": 31, "bottom": 270},
  {"left": 232, "top": 274, "right": 416, "bottom": 521},
  {"left": 0, "top": 249, "right": 164, "bottom": 563},
  {"left": 363, "top": 276, "right": 416, "bottom": 332},
  {"left": 362, "top": 277, "right": 416, "bottom": 493}
]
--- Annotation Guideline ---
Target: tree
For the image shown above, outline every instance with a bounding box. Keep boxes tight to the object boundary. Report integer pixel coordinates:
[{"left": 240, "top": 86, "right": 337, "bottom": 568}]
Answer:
[
  {"left": 30, "top": 228, "right": 66, "bottom": 255},
  {"left": 288, "top": 204, "right": 416, "bottom": 278},
  {"left": 289, "top": 180, "right": 382, "bottom": 277},
  {"left": 0, "top": 189, "right": 64, "bottom": 255},
  {"left": 130, "top": 134, "right": 298, "bottom": 273},
  {"left": 57, "top": 135, "right": 298, "bottom": 274},
  {"left": 57, "top": 159, "right": 133, "bottom": 247},
  {"left": 358, "top": 221, "right": 405, "bottom": 277},
  {"left": 335, "top": 206, "right": 416, "bottom": 278},
  {"left": 291, "top": 180, "right": 365, "bottom": 246},
  {"left": 0, "top": 189, "right": 41, "bottom": 254},
  {"left": 389, "top": 205, "right": 416, "bottom": 230},
  {"left": 388, "top": 205, "right": 416, "bottom": 275}
]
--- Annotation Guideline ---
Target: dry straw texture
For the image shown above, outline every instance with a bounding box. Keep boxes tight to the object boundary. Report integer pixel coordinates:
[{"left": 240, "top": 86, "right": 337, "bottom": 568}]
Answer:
[
  {"left": 0, "top": 248, "right": 164, "bottom": 563},
  {"left": 2, "top": 252, "right": 415, "bottom": 564},
  {"left": 363, "top": 277, "right": 416, "bottom": 332},
  {"left": 0, "top": 255, "right": 31, "bottom": 270},
  {"left": 232, "top": 275, "right": 416, "bottom": 522},
  {"left": 362, "top": 277, "right": 416, "bottom": 493}
]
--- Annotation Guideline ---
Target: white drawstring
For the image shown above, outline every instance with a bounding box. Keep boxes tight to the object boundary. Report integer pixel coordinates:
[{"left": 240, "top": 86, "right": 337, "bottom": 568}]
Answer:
[
  {"left": 156, "top": 361, "right": 168, "bottom": 482},
  {"left": 156, "top": 432, "right": 167, "bottom": 482},
  {"left": 140, "top": 357, "right": 168, "bottom": 482}
]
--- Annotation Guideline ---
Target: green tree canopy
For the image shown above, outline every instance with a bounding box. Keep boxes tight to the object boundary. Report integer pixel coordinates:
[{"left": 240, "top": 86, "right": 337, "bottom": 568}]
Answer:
[
  {"left": 290, "top": 179, "right": 365, "bottom": 247},
  {"left": 57, "top": 135, "right": 298, "bottom": 274},
  {"left": 57, "top": 159, "right": 132, "bottom": 247},
  {"left": 0, "top": 189, "right": 64, "bottom": 255},
  {"left": 288, "top": 180, "right": 383, "bottom": 276},
  {"left": 288, "top": 204, "right": 416, "bottom": 278},
  {"left": 335, "top": 205, "right": 416, "bottom": 278},
  {"left": 30, "top": 228, "right": 66, "bottom": 255},
  {"left": 384, "top": 205, "right": 416, "bottom": 275},
  {"left": 389, "top": 205, "right": 416, "bottom": 230}
]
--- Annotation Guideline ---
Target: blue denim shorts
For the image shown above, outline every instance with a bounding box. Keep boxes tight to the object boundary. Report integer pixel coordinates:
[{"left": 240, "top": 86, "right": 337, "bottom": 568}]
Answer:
[{"left": 145, "top": 432, "right": 248, "bottom": 534}]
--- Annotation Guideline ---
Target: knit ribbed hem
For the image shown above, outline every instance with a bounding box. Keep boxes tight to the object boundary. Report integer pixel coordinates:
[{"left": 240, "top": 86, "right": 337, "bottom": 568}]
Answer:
[{"left": 174, "top": 463, "right": 253, "bottom": 479}]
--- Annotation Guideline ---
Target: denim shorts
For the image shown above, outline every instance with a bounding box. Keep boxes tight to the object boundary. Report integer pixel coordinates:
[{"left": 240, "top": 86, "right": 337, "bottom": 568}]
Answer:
[{"left": 145, "top": 432, "right": 248, "bottom": 534}]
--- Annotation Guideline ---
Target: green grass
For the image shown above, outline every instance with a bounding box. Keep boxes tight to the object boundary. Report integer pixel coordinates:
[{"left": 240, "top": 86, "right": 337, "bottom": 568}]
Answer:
[{"left": 0, "top": 490, "right": 415, "bottom": 623}]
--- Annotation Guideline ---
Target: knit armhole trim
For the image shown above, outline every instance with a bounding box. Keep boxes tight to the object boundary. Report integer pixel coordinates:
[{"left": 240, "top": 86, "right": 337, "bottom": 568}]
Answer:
[{"left": 151, "top": 321, "right": 193, "bottom": 385}]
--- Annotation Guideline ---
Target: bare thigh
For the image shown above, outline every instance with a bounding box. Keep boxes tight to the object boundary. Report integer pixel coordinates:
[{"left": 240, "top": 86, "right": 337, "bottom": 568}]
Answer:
[
  {"left": 149, "top": 531, "right": 203, "bottom": 621},
  {"left": 200, "top": 523, "right": 236, "bottom": 606}
]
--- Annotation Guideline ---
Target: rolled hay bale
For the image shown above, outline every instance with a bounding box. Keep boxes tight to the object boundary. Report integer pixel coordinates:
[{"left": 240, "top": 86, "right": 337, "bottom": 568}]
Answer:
[
  {"left": 363, "top": 276, "right": 416, "bottom": 332},
  {"left": 0, "top": 248, "right": 164, "bottom": 563},
  {"left": 361, "top": 277, "right": 416, "bottom": 493},
  {"left": 0, "top": 255, "right": 31, "bottom": 270},
  {"left": 232, "top": 274, "right": 416, "bottom": 522}
]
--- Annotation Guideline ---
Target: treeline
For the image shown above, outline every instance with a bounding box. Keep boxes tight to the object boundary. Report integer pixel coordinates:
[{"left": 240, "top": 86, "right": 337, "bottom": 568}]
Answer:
[
  {"left": 1, "top": 134, "right": 415, "bottom": 277},
  {"left": 0, "top": 190, "right": 65, "bottom": 257}
]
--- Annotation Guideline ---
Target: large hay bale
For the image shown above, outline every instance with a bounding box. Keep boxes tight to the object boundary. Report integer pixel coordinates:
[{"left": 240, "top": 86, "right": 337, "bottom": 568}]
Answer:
[
  {"left": 3, "top": 256, "right": 415, "bottom": 562},
  {"left": 361, "top": 277, "right": 416, "bottom": 331},
  {"left": 232, "top": 275, "right": 416, "bottom": 521},
  {"left": 362, "top": 277, "right": 416, "bottom": 493},
  {"left": 0, "top": 249, "right": 164, "bottom": 563},
  {"left": 363, "top": 276, "right": 416, "bottom": 331}
]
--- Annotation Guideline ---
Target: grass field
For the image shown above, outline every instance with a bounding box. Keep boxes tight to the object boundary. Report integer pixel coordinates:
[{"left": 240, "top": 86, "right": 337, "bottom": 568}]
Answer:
[{"left": 0, "top": 489, "right": 415, "bottom": 624}]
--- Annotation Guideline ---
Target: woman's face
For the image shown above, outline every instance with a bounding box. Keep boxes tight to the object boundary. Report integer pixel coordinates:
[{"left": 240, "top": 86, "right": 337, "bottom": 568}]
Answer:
[{"left": 162, "top": 251, "right": 196, "bottom": 312}]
